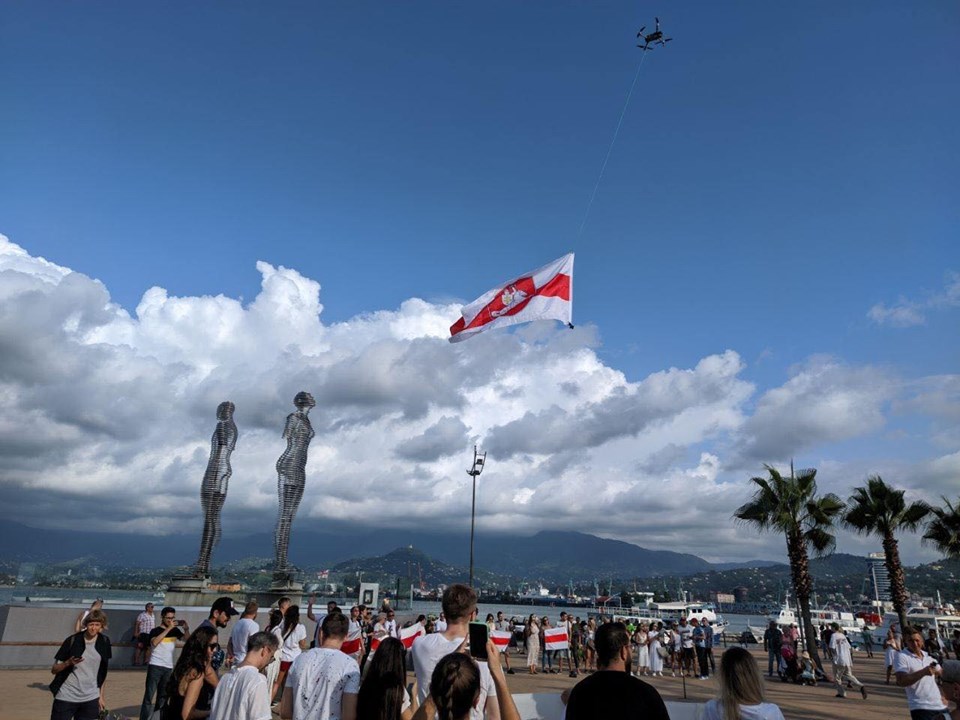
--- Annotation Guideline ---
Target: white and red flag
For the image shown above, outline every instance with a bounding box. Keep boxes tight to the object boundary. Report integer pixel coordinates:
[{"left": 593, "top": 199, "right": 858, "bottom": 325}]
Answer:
[
  {"left": 490, "top": 630, "right": 512, "bottom": 653},
  {"left": 370, "top": 623, "right": 424, "bottom": 655},
  {"left": 340, "top": 626, "right": 363, "bottom": 656},
  {"left": 449, "top": 253, "right": 574, "bottom": 343},
  {"left": 543, "top": 626, "right": 569, "bottom": 651},
  {"left": 399, "top": 622, "right": 424, "bottom": 649}
]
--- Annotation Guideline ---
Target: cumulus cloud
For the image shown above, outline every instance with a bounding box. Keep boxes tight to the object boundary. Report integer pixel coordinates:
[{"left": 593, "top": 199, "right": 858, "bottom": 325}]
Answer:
[
  {"left": 734, "top": 357, "right": 896, "bottom": 463},
  {"left": 868, "top": 272, "right": 960, "bottom": 327},
  {"left": 0, "top": 233, "right": 955, "bottom": 564}
]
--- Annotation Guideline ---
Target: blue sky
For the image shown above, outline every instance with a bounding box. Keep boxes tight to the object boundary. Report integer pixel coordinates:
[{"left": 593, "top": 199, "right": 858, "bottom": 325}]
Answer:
[{"left": 0, "top": 2, "right": 958, "bottom": 564}]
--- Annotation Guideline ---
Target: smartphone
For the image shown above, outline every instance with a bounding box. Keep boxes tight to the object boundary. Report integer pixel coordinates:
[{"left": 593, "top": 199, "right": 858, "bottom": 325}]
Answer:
[{"left": 468, "top": 622, "right": 489, "bottom": 661}]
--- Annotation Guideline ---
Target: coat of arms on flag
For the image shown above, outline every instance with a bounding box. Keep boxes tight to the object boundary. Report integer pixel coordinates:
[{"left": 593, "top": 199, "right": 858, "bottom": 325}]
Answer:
[{"left": 449, "top": 253, "right": 574, "bottom": 342}]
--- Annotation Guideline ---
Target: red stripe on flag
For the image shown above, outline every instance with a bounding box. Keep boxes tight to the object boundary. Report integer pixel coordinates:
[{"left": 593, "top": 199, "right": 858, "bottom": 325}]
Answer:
[
  {"left": 451, "top": 276, "right": 537, "bottom": 335},
  {"left": 491, "top": 630, "right": 511, "bottom": 652},
  {"left": 538, "top": 273, "right": 571, "bottom": 300},
  {"left": 400, "top": 626, "right": 423, "bottom": 649},
  {"left": 340, "top": 637, "right": 362, "bottom": 655}
]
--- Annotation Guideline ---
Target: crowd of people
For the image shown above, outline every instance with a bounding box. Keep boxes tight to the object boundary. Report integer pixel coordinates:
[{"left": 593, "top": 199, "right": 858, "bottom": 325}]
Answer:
[{"left": 49, "top": 592, "right": 960, "bottom": 720}]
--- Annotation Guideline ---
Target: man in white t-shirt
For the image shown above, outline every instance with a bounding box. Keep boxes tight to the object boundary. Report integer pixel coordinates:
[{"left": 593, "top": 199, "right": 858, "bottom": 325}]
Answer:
[
  {"left": 139, "top": 607, "right": 189, "bottom": 720},
  {"left": 384, "top": 608, "right": 399, "bottom": 639},
  {"left": 229, "top": 601, "right": 261, "bottom": 666},
  {"left": 435, "top": 612, "right": 447, "bottom": 633},
  {"left": 411, "top": 584, "right": 499, "bottom": 720},
  {"left": 281, "top": 613, "right": 360, "bottom": 720},
  {"left": 494, "top": 612, "right": 515, "bottom": 675},
  {"left": 828, "top": 625, "right": 866, "bottom": 699},
  {"left": 307, "top": 595, "right": 339, "bottom": 647},
  {"left": 894, "top": 626, "right": 949, "bottom": 719},
  {"left": 211, "top": 631, "right": 279, "bottom": 720},
  {"left": 677, "top": 618, "right": 695, "bottom": 677}
]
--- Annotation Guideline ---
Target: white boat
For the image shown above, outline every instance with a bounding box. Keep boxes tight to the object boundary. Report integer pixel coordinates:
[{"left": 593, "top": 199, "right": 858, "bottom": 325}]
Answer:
[
  {"left": 758, "top": 602, "right": 865, "bottom": 645},
  {"left": 590, "top": 600, "right": 729, "bottom": 634},
  {"left": 518, "top": 583, "right": 562, "bottom": 603},
  {"left": 876, "top": 610, "right": 960, "bottom": 638}
]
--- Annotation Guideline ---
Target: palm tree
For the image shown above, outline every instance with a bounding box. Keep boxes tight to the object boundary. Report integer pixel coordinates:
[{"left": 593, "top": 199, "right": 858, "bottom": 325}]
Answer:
[
  {"left": 734, "top": 464, "right": 844, "bottom": 674},
  {"left": 923, "top": 496, "right": 960, "bottom": 559},
  {"left": 842, "top": 475, "right": 931, "bottom": 633}
]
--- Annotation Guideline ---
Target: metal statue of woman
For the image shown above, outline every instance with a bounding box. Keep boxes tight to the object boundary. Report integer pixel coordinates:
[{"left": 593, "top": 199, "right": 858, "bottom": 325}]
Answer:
[
  {"left": 273, "top": 391, "right": 316, "bottom": 572},
  {"left": 195, "top": 401, "right": 238, "bottom": 577}
]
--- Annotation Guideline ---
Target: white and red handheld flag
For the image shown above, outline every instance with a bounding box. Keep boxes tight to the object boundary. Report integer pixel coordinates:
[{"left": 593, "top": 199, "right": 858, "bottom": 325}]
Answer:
[
  {"left": 543, "top": 627, "right": 569, "bottom": 651},
  {"left": 449, "top": 253, "right": 574, "bottom": 343},
  {"left": 399, "top": 622, "right": 424, "bottom": 649},
  {"left": 490, "top": 630, "right": 512, "bottom": 653},
  {"left": 370, "top": 623, "right": 424, "bottom": 655},
  {"left": 340, "top": 626, "right": 363, "bottom": 656}
]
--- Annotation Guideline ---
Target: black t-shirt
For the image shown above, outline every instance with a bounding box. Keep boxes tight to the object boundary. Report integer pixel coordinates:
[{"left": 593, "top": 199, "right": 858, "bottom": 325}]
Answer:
[{"left": 566, "top": 670, "right": 670, "bottom": 720}]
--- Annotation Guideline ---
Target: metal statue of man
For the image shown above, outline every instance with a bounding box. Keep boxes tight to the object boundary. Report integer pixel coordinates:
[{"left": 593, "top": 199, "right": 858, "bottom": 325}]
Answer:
[
  {"left": 196, "top": 401, "right": 238, "bottom": 577},
  {"left": 274, "top": 391, "right": 316, "bottom": 573}
]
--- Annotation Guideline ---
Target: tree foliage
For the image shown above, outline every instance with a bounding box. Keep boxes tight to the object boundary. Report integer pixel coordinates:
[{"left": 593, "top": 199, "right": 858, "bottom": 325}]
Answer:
[{"left": 923, "top": 496, "right": 960, "bottom": 559}]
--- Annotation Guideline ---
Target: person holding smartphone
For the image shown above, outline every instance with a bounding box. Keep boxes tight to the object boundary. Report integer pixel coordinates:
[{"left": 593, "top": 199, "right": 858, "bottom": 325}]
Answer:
[
  {"left": 410, "top": 584, "right": 499, "bottom": 720},
  {"left": 51, "top": 609, "right": 112, "bottom": 720},
  {"left": 140, "top": 607, "right": 190, "bottom": 720},
  {"left": 895, "top": 625, "right": 950, "bottom": 720}
]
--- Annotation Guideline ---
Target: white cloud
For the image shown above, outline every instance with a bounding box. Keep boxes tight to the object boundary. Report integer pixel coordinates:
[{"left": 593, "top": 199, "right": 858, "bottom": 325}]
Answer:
[
  {"left": 0, "top": 233, "right": 957, "bottom": 564},
  {"left": 868, "top": 272, "right": 960, "bottom": 327},
  {"left": 734, "top": 357, "right": 896, "bottom": 463}
]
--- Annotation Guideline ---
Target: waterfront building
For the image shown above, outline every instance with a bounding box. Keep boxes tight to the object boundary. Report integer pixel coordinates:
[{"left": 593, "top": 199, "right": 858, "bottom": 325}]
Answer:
[{"left": 867, "top": 552, "right": 891, "bottom": 603}]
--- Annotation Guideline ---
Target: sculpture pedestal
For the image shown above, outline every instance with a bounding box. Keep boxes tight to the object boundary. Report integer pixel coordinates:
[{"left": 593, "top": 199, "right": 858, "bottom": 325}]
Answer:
[
  {"left": 249, "top": 570, "right": 305, "bottom": 609},
  {"left": 163, "top": 575, "right": 233, "bottom": 608}
]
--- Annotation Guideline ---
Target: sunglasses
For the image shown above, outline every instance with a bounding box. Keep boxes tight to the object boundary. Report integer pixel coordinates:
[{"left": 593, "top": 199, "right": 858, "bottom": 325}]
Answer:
[
  {"left": 163, "top": 616, "right": 176, "bottom": 621},
  {"left": 208, "top": 642, "right": 220, "bottom": 650}
]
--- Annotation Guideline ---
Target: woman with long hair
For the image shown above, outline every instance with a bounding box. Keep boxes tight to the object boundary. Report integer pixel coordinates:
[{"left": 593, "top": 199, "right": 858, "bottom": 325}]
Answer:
[
  {"left": 540, "top": 617, "right": 554, "bottom": 673},
  {"left": 702, "top": 647, "right": 785, "bottom": 720},
  {"left": 274, "top": 605, "right": 307, "bottom": 702},
  {"left": 262, "top": 609, "right": 284, "bottom": 703},
  {"left": 648, "top": 621, "right": 664, "bottom": 677},
  {"left": 162, "top": 626, "right": 218, "bottom": 720},
  {"left": 356, "top": 637, "right": 415, "bottom": 720},
  {"left": 411, "top": 643, "right": 520, "bottom": 720},
  {"left": 583, "top": 619, "right": 597, "bottom": 673},
  {"left": 634, "top": 622, "right": 650, "bottom": 676},
  {"left": 525, "top": 615, "right": 540, "bottom": 674}
]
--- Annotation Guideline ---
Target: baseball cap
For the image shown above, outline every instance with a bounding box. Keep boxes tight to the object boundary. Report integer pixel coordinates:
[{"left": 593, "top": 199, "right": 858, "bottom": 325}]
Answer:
[{"left": 211, "top": 597, "right": 239, "bottom": 617}]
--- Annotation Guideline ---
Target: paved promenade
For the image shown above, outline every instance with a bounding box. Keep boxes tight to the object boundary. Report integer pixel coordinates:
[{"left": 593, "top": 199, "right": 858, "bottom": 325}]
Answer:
[{"left": 0, "top": 648, "right": 917, "bottom": 719}]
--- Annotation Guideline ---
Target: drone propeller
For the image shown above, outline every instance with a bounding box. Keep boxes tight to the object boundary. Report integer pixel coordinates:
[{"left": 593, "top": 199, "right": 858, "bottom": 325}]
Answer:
[
  {"left": 663, "top": 37, "right": 672, "bottom": 43},
  {"left": 636, "top": 26, "right": 646, "bottom": 36}
]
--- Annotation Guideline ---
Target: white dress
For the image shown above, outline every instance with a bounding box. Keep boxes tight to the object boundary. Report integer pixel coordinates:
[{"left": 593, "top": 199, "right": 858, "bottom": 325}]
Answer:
[
  {"left": 635, "top": 631, "right": 649, "bottom": 668},
  {"left": 526, "top": 623, "right": 540, "bottom": 667},
  {"left": 649, "top": 633, "right": 663, "bottom": 673}
]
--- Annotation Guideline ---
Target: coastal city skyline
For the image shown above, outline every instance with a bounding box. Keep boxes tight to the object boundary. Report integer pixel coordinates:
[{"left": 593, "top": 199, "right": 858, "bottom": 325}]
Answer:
[{"left": 1, "top": 2, "right": 958, "bottom": 567}]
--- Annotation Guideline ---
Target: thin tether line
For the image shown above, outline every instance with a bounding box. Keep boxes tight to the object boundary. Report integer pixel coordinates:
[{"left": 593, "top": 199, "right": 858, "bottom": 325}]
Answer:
[{"left": 577, "top": 52, "right": 648, "bottom": 236}]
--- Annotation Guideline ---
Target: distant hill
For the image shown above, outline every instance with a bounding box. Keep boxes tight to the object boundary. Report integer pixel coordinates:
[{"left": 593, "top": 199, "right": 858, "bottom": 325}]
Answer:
[
  {"left": 711, "top": 560, "right": 786, "bottom": 571},
  {"left": 0, "top": 519, "right": 928, "bottom": 587},
  {"left": 0, "top": 521, "right": 713, "bottom": 579}
]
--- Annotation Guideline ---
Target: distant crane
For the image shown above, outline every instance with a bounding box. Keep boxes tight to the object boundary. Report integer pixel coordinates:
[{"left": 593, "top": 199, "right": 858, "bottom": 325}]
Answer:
[{"left": 418, "top": 563, "right": 426, "bottom": 591}]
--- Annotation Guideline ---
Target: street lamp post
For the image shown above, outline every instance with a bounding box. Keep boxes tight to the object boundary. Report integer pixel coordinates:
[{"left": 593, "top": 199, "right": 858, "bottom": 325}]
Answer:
[{"left": 467, "top": 445, "right": 487, "bottom": 588}]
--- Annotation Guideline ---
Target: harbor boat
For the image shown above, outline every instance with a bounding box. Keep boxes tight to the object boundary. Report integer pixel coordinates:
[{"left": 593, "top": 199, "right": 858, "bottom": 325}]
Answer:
[
  {"left": 517, "top": 583, "right": 563, "bottom": 605},
  {"left": 749, "top": 602, "right": 865, "bottom": 646},
  {"left": 875, "top": 609, "right": 960, "bottom": 639},
  {"left": 588, "top": 600, "right": 729, "bottom": 634}
]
